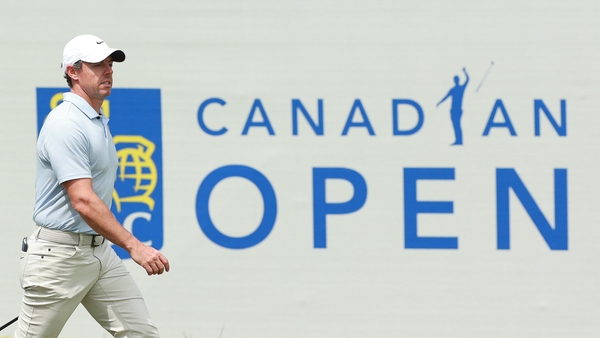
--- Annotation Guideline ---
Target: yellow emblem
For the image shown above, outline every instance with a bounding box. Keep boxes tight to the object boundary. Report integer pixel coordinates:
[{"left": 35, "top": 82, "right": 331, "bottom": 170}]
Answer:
[{"left": 112, "top": 135, "right": 157, "bottom": 212}]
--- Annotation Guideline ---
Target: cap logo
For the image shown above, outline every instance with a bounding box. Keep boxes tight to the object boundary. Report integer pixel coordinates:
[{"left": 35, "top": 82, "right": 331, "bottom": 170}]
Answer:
[{"left": 96, "top": 41, "right": 104, "bottom": 44}]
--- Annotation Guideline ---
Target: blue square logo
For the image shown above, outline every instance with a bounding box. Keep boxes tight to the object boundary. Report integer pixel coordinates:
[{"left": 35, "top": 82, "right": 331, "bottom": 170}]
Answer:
[{"left": 36, "top": 88, "right": 164, "bottom": 259}]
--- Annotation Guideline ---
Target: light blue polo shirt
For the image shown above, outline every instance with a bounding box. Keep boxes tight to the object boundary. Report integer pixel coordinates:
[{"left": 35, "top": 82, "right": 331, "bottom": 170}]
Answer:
[{"left": 33, "top": 92, "right": 118, "bottom": 234}]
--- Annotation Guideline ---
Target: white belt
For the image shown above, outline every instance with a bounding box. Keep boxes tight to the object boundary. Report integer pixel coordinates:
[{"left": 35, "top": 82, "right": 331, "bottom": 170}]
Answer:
[{"left": 35, "top": 226, "right": 105, "bottom": 247}]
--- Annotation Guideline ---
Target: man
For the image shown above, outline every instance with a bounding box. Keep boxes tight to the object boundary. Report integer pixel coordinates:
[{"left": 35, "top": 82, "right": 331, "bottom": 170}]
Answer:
[
  {"left": 437, "top": 67, "right": 469, "bottom": 145},
  {"left": 16, "top": 34, "right": 169, "bottom": 337}
]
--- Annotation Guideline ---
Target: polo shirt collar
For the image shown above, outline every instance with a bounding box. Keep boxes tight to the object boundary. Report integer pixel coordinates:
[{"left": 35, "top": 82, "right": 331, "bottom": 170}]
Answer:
[{"left": 62, "top": 92, "right": 108, "bottom": 121}]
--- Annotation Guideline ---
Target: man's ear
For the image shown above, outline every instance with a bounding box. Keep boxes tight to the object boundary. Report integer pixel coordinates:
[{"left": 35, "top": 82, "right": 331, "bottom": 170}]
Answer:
[{"left": 66, "top": 65, "right": 79, "bottom": 81}]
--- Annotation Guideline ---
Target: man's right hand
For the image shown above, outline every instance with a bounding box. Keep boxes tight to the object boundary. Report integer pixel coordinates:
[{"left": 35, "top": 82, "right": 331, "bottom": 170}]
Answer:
[{"left": 130, "top": 241, "right": 170, "bottom": 275}]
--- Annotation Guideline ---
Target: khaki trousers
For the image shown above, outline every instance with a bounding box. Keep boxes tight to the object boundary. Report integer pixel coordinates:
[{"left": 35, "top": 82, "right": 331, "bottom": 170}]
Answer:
[{"left": 15, "top": 228, "right": 159, "bottom": 338}]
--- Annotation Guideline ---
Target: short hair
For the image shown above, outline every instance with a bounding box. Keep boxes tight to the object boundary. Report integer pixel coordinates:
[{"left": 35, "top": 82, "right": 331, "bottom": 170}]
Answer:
[{"left": 63, "top": 60, "right": 83, "bottom": 88}]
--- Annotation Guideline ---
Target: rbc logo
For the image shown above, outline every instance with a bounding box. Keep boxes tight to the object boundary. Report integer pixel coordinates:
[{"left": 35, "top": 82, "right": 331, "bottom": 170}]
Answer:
[
  {"left": 113, "top": 135, "right": 158, "bottom": 213},
  {"left": 36, "top": 88, "right": 164, "bottom": 259}
]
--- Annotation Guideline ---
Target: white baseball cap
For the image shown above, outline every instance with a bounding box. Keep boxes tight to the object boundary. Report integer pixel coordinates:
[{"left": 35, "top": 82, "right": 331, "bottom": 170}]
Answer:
[{"left": 61, "top": 34, "right": 125, "bottom": 73}]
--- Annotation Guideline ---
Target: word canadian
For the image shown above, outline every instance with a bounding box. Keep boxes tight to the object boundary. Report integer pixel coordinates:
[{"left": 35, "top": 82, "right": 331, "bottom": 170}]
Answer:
[{"left": 197, "top": 98, "right": 567, "bottom": 136}]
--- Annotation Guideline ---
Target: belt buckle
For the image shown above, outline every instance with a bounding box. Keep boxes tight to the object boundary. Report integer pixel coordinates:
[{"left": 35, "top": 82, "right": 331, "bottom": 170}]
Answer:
[{"left": 91, "top": 235, "right": 104, "bottom": 247}]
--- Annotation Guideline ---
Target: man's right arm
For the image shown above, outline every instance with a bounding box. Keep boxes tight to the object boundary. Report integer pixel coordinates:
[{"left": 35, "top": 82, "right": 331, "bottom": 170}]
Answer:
[{"left": 63, "top": 178, "right": 170, "bottom": 275}]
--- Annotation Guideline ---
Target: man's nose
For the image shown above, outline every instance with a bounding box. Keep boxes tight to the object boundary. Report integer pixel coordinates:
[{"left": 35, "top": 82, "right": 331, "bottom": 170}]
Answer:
[{"left": 101, "top": 61, "right": 113, "bottom": 74}]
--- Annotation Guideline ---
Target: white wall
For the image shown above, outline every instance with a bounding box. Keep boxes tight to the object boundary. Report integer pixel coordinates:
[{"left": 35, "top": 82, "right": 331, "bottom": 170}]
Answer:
[{"left": 1, "top": 1, "right": 599, "bottom": 337}]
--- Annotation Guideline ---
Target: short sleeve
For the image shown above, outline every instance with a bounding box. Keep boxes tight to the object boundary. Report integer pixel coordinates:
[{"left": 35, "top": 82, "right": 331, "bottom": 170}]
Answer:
[{"left": 40, "top": 118, "right": 93, "bottom": 184}]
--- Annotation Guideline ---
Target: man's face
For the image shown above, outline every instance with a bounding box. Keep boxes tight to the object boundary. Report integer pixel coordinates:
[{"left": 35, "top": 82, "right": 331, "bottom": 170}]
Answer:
[{"left": 74, "top": 56, "right": 114, "bottom": 101}]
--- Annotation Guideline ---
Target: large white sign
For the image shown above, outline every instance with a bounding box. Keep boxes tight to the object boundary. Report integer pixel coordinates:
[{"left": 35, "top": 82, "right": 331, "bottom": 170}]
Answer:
[{"left": 0, "top": 1, "right": 598, "bottom": 337}]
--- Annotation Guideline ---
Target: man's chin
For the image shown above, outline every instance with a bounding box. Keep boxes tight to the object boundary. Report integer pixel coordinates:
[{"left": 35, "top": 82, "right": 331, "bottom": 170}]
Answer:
[{"left": 100, "top": 88, "right": 112, "bottom": 97}]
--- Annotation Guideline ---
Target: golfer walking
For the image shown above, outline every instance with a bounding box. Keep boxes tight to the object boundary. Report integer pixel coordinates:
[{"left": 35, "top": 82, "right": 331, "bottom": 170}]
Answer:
[{"left": 15, "top": 35, "right": 169, "bottom": 337}]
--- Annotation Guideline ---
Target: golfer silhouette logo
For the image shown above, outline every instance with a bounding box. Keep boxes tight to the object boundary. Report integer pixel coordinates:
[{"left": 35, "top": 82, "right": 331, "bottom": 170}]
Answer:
[{"left": 437, "top": 67, "right": 469, "bottom": 145}]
